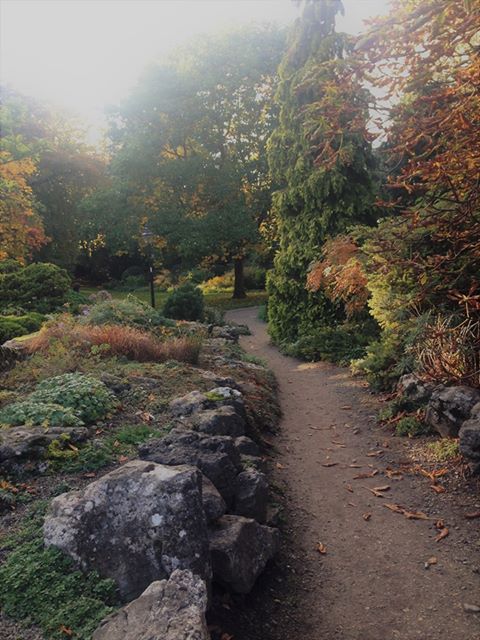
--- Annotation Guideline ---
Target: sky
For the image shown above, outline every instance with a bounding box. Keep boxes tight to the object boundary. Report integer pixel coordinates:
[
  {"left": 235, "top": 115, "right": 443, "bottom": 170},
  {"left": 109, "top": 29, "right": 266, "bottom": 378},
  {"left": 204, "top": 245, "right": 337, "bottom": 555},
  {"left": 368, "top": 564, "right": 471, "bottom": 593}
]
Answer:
[{"left": 1, "top": 0, "right": 389, "bottom": 142}]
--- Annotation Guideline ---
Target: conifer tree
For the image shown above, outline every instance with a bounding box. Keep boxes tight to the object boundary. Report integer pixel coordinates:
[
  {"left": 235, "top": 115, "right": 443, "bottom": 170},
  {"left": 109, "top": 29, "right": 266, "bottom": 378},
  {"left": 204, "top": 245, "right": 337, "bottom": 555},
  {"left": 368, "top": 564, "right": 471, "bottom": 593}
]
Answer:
[{"left": 266, "top": 0, "right": 376, "bottom": 343}]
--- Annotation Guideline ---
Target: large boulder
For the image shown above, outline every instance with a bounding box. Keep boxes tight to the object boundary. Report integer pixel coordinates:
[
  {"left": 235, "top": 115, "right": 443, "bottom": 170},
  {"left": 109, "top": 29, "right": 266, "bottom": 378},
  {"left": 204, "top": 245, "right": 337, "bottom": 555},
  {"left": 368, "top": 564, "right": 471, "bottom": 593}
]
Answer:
[
  {"left": 44, "top": 460, "right": 211, "bottom": 601},
  {"left": 425, "top": 386, "right": 480, "bottom": 437},
  {"left": 192, "top": 406, "right": 245, "bottom": 438},
  {"left": 139, "top": 430, "right": 242, "bottom": 504},
  {"left": 92, "top": 570, "right": 209, "bottom": 640},
  {"left": 170, "top": 391, "right": 208, "bottom": 418},
  {"left": 209, "top": 515, "right": 279, "bottom": 593},
  {"left": 234, "top": 469, "right": 268, "bottom": 523},
  {"left": 459, "top": 402, "right": 480, "bottom": 473}
]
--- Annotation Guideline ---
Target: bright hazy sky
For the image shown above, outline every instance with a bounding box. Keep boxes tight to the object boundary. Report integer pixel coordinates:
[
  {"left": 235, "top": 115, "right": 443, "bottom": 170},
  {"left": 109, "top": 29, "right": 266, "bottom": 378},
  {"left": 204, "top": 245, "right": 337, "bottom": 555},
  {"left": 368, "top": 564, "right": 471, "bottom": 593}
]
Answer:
[{"left": 1, "top": 0, "right": 389, "bottom": 141}]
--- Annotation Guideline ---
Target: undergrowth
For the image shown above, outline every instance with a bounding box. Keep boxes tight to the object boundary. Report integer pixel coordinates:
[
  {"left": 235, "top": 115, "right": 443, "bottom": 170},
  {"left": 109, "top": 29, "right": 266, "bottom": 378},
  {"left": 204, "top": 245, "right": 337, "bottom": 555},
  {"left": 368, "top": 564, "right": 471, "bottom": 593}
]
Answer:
[{"left": 0, "top": 502, "right": 118, "bottom": 640}]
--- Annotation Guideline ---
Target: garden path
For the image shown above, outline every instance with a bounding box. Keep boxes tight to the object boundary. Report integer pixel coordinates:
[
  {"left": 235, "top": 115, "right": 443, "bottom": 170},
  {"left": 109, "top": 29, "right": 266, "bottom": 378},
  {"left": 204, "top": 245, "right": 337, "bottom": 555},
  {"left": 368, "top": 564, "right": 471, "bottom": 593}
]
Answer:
[{"left": 223, "top": 307, "right": 480, "bottom": 640}]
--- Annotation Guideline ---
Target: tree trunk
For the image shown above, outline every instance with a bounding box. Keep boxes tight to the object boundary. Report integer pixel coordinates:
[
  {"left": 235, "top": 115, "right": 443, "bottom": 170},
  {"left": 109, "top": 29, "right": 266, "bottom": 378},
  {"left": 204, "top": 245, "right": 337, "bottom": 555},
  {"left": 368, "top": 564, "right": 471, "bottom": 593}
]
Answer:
[{"left": 233, "top": 258, "right": 247, "bottom": 299}]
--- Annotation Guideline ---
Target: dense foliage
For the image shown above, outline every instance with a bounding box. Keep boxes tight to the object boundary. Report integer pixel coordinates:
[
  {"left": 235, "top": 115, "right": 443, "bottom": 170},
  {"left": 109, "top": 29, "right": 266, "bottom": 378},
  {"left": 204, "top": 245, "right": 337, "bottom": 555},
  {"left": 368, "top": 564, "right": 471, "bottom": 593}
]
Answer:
[
  {"left": 0, "top": 262, "right": 71, "bottom": 313},
  {"left": 163, "top": 282, "right": 205, "bottom": 321},
  {"left": 266, "top": 0, "right": 376, "bottom": 343}
]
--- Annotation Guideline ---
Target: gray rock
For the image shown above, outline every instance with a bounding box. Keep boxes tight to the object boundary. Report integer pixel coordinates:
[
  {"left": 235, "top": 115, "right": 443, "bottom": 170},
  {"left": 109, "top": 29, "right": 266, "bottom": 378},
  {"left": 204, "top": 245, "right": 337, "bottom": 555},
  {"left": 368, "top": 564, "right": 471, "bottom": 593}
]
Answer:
[
  {"left": 92, "top": 570, "right": 209, "bottom": 640},
  {"left": 425, "top": 386, "right": 480, "bottom": 437},
  {"left": 240, "top": 454, "right": 267, "bottom": 473},
  {"left": 234, "top": 436, "right": 261, "bottom": 457},
  {"left": 170, "top": 391, "right": 208, "bottom": 417},
  {"left": 459, "top": 402, "right": 480, "bottom": 468},
  {"left": 139, "top": 429, "right": 242, "bottom": 504},
  {"left": 0, "top": 426, "right": 89, "bottom": 471},
  {"left": 44, "top": 460, "right": 211, "bottom": 601},
  {"left": 98, "top": 372, "right": 132, "bottom": 395},
  {"left": 234, "top": 470, "right": 268, "bottom": 523},
  {"left": 209, "top": 515, "right": 279, "bottom": 593},
  {"left": 209, "top": 387, "right": 246, "bottom": 418},
  {"left": 193, "top": 406, "right": 245, "bottom": 437},
  {"left": 201, "top": 475, "right": 226, "bottom": 523},
  {"left": 198, "top": 370, "right": 238, "bottom": 389},
  {"left": 397, "top": 374, "right": 435, "bottom": 403}
]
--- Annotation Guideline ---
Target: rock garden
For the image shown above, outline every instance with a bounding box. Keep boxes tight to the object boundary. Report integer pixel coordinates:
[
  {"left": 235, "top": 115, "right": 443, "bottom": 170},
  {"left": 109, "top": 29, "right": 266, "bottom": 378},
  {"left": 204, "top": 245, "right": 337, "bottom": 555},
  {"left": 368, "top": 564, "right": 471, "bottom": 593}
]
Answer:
[{"left": 0, "top": 291, "right": 281, "bottom": 640}]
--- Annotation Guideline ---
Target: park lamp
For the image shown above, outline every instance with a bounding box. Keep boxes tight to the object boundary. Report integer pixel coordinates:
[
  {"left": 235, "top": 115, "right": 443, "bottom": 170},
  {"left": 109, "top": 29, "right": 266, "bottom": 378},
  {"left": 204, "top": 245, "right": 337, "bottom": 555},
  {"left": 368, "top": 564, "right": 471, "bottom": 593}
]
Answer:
[{"left": 141, "top": 224, "right": 156, "bottom": 309}]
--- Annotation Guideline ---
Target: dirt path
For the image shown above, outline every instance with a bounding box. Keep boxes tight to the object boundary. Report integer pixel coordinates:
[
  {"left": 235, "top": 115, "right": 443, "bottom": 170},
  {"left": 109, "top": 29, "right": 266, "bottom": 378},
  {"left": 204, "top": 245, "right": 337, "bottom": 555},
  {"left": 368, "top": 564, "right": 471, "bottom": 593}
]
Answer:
[{"left": 222, "top": 307, "right": 480, "bottom": 640}]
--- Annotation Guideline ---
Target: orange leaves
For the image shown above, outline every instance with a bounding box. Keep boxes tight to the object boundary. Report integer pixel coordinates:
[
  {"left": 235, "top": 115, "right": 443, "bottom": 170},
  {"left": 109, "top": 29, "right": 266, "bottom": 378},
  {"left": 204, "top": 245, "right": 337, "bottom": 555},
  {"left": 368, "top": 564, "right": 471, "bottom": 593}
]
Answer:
[
  {"left": 306, "top": 236, "right": 369, "bottom": 317},
  {"left": 317, "top": 542, "right": 327, "bottom": 555},
  {"left": 434, "top": 520, "right": 449, "bottom": 542}
]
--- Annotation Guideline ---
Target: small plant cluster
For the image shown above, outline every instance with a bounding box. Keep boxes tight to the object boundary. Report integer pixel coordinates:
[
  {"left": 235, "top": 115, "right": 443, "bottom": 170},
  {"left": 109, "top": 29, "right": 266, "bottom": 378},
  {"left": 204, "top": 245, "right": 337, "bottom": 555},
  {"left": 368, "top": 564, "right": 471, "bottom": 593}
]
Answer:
[
  {"left": 48, "top": 424, "right": 165, "bottom": 473},
  {"left": 163, "top": 282, "right": 205, "bottom": 321},
  {"left": 377, "top": 393, "right": 431, "bottom": 438},
  {"left": 0, "top": 503, "right": 118, "bottom": 639},
  {"left": 0, "top": 373, "right": 117, "bottom": 428},
  {"left": 84, "top": 295, "right": 174, "bottom": 331},
  {"left": 0, "top": 262, "right": 71, "bottom": 313}
]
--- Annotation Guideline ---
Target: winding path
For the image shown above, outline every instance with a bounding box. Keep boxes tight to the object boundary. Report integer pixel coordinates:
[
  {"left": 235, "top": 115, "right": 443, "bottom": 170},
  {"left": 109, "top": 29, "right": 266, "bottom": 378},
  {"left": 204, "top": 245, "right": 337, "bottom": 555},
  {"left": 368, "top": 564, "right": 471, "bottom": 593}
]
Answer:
[{"left": 225, "top": 307, "right": 480, "bottom": 640}]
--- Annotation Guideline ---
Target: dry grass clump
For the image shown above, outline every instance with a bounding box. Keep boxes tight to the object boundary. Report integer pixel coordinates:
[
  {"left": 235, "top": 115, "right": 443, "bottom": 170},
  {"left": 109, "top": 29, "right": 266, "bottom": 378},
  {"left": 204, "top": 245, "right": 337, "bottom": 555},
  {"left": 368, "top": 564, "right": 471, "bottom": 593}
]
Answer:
[{"left": 26, "top": 317, "right": 202, "bottom": 364}]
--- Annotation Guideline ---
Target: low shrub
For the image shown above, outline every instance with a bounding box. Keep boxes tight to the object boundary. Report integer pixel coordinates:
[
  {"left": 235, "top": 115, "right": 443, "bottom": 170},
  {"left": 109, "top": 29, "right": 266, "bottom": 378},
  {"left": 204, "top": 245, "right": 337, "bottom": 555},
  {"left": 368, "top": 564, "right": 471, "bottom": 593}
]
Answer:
[
  {"left": 31, "top": 373, "right": 118, "bottom": 423},
  {"left": 257, "top": 304, "right": 268, "bottom": 322},
  {"left": 28, "top": 320, "right": 202, "bottom": 365},
  {"left": 163, "top": 282, "right": 204, "bottom": 321},
  {"left": 0, "top": 504, "right": 117, "bottom": 639},
  {"left": 0, "top": 400, "right": 84, "bottom": 428},
  {"left": 0, "top": 319, "right": 26, "bottom": 344},
  {"left": 395, "top": 416, "right": 430, "bottom": 437},
  {"left": 0, "top": 263, "right": 71, "bottom": 313},
  {"left": 244, "top": 265, "right": 266, "bottom": 290},
  {"left": 201, "top": 272, "right": 235, "bottom": 292},
  {"left": 286, "top": 322, "right": 375, "bottom": 365},
  {"left": 84, "top": 295, "right": 173, "bottom": 330},
  {"left": 0, "top": 312, "right": 45, "bottom": 344},
  {"left": 64, "top": 290, "right": 89, "bottom": 314}
]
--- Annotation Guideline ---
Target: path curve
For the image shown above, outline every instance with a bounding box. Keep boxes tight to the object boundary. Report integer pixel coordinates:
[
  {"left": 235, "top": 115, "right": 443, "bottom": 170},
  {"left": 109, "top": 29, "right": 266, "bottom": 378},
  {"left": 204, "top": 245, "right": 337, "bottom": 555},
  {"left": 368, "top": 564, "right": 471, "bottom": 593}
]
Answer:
[{"left": 225, "top": 307, "right": 480, "bottom": 640}]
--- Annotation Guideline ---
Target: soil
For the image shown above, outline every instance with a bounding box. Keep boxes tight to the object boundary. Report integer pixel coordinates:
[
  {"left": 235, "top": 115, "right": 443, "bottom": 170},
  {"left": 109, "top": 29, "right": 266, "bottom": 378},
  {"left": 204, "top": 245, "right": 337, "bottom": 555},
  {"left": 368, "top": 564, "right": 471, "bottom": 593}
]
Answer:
[{"left": 209, "top": 307, "right": 480, "bottom": 640}]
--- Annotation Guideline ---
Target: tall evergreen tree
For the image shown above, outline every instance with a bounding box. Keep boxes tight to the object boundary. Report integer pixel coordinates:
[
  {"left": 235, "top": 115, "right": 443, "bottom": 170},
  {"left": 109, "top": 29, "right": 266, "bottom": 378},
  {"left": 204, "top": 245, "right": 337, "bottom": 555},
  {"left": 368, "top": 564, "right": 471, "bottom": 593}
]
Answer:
[{"left": 266, "top": 0, "right": 376, "bottom": 343}]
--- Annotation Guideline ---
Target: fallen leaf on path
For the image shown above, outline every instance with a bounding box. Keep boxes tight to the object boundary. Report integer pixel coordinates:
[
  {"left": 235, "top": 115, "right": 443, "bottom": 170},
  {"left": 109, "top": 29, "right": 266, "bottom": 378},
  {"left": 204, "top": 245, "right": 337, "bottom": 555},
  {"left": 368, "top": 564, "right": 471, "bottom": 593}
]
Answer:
[
  {"left": 435, "top": 527, "right": 449, "bottom": 542},
  {"left": 276, "top": 462, "right": 286, "bottom": 470},
  {"left": 367, "top": 485, "right": 390, "bottom": 497},
  {"left": 403, "top": 510, "right": 429, "bottom": 520},
  {"left": 384, "top": 503, "right": 404, "bottom": 514},
  {"left": 363, "top": 512, "right": 372, "bottom": 521},
  {"left": 419, "top": 467, "right": 448, "bottom": 481},
  {"left": 367, "top": 450, "right": 384, "bottom": 457},
  {"left": 463, "top": 603, "right": 480, "bottom": 613},
  {"left": 84, "top": 472, "right": 96, "bottom": 478},
  {"left": 347, "top": 502, "right": 357, "bottom": 507},
  {"left": 426, "top": 556, "right": 437, "bottom": 565},
  {"left": 383, "top": 503, "right": 429, "bottom": 520},
  {"left": 373, "top": 485, "right": 390, "bottom": 492},
  {"left": 322, "top": 462, "right": 338, "bottom": 467},
  {"left": 435, "top": 519, "right": 445, "bottom": 529},
  {"left": 341, "top": 405, "right": 352, "bottom": 410},
  {"left": 349, "top": 464, "right": 362, "bottom": 468},
  {"left": 465, "top": 511, "right": 480, "bottom": 519},
  {"left": 317, "top": 542, "right": 327, "bottom": 554},
  {"left": 353, "top": 470, "right": 378, "bottom": 479},
  {"left": 346, "top": 484, "right": 354, "bottom": 493},
  {"left": 430, "top": 484, "right": 446, "bottom": 494}
]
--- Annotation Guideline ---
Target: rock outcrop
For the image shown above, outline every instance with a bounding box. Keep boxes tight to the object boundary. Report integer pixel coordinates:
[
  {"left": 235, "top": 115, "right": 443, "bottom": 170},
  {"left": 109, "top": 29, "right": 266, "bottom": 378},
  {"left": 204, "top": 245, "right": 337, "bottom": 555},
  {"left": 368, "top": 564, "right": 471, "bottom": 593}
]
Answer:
[
  {"left": 92, "top": 570, "right": 209, "bottom": 640},
  {"left": 139, "top": 430, "right": 242, "bottom": 504},
  {"left": 209, "top": 515, "right": 279, "bottom": 593},
  {"left": 459, "top": 402, "right": 480, "bottom": 473},
  {"left": 44, "top": 460, "right": 211, "bottom": 601},
  {"left": 425, "top": 386, "right": 480, "bottom": 437},
  {"left": 234, "top": 469, "right": 268, "bottom": 523}
]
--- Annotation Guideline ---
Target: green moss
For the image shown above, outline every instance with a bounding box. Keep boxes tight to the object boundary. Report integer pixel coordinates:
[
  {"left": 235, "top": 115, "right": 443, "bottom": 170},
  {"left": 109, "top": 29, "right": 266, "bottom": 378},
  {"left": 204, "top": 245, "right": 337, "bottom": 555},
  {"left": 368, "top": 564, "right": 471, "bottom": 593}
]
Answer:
[
  {"left": 395, "top": 416, "right": 430, "bottom": 437},
  {"left": 0, "top": 503, "right": 118, "bottom": 639}
]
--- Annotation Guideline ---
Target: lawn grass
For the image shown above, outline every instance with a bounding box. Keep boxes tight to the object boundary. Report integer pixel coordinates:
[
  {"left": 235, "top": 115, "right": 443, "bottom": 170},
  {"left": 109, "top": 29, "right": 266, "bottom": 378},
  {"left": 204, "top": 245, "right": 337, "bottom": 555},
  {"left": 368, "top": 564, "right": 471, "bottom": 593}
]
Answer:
[{"left": 80, "top": 286, "right": 267, "bottom": 310}]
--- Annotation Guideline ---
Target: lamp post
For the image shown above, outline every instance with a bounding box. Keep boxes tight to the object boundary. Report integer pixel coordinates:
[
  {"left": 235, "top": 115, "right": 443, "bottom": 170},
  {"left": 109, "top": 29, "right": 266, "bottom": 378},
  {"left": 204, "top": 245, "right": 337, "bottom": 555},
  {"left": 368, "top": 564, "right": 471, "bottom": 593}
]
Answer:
[{"left": 141, "top": 224, "right": 156, "bottom": 308}]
